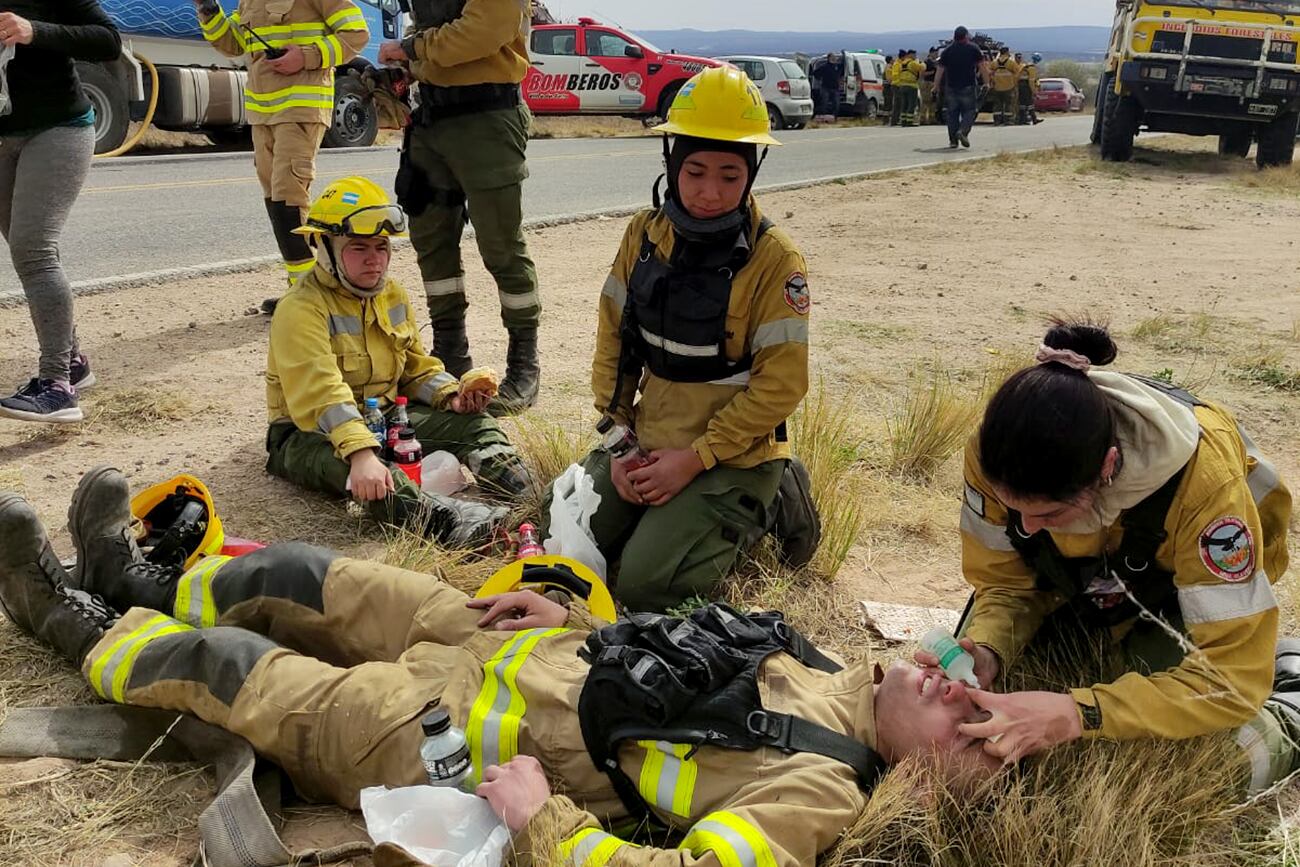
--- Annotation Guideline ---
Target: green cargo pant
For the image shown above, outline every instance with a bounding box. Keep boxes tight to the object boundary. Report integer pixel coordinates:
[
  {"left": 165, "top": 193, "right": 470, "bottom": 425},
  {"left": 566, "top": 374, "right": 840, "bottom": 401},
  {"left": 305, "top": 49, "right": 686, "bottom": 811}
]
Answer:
[
  {"left": 992, "top": 88, "right": 1016, "bottom": 123},
  {"left": 543, "top": 450, "right": 784, "bottom": 613},
  {"left": 265, "top": 404, "right": 528, "bottom": 526},
  {"left": 405, "top": 104, "right": 540, "bottom": 330}
]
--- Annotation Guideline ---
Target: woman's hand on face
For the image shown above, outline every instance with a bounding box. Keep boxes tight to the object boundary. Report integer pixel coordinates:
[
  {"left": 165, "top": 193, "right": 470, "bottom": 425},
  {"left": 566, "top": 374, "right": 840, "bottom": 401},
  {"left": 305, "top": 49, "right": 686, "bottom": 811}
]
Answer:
[
  {"left": 0, "top": 13, "right": 34, "bottom": 46},
  {"left": 956, "top": 689, "right": 1082, "bottom": 763},
  {"left": 626, "top": 449, "right": 705, "bottom": 507}
]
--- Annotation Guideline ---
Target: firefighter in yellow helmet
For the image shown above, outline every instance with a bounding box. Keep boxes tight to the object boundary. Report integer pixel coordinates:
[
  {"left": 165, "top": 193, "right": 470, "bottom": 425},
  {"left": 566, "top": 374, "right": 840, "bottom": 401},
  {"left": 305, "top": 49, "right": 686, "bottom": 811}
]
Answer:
[
  {"left": 989, "top": 46, "right": 1021, "bottom": 126},
  {"left": 544, "top": 67, "right": 816, "bottom": 613},
  {"left": 893, "top": 49, "right": 926, "bottom": 127},
  {"left": 264, "top": 176, "right": 533, "bottom": 547}
]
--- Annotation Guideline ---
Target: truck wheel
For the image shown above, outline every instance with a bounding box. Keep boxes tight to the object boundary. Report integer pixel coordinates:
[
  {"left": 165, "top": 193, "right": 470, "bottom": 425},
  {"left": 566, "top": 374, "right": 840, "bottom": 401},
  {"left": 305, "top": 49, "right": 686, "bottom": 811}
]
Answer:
[
  {"left": 1090, "top": 72, "right": 1111, "bottom": 144},
  {"left": 76, "top": 62, "right": 129, "bottom": 155},
  {"left": 1217, "top": 130, "right": 1252, "bottom": 158},
  {"left": 656, "top": 81, "right": 684, "bottom": 122},
  {"left": 322, "top": 74, "right": 378, "bottom": 149},
  {"left": 1256, "top": 111, "right": 1298, "bottom": 168},
  {"left": 854, "top": 96, "right": 877, "bottom": 119},
  {"left": 1099, "top": 85, "right": 1139, "bottom": 162},
  {"left": 207, "top": 128, "right": 252, "bottom": 149},
  {"left": 767, "top": 104, "right": 784, "bottom": 131}
]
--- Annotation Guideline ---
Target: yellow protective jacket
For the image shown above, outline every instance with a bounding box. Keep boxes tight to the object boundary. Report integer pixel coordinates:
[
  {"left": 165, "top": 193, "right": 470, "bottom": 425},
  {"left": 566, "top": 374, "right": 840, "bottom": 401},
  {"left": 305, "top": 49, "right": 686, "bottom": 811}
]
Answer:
[
  {"left": 1018, "top": 62, "right": 1039, "bottom": 91},
  {"left": 198, "top": 0, "right": 368, "bottom": 125},
  {"left": 438, "top": 621, "right": 878, "bottom": 867},
  {"left": 960, "top": 372, "right": 1291, "bottom": 741},
  {"left": 406, "top": 0, "right": 531, "bottom": 88},
  {"left": 265, "top": 265, "right": 460, "bottom": 460},
  {"left": 594, "top": 202, "right": 810, "bottom": 471},
  {"left": 990, "top": 57, "right": 1021, "bottom": 91},
  {"left": 893, "top": 59, "right": 924, "bottom": 88}
]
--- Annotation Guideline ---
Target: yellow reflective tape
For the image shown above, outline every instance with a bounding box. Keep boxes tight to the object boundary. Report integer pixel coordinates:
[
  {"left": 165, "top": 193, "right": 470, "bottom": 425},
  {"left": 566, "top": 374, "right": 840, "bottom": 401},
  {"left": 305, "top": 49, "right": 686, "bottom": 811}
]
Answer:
[
  {"left": 636, "top": 741, "right": 697, "bottom": 818},
  {"left": 637, "top": 740, "right": 666, "bottom": 810},
  {"left": 559, "top": 828, "right": 633, "bottom": 866},
  {"left": 682, "top": 812, "right": 776, "bottom": 867},
  {"left": 245, "top": 99, "right": 335, "bottom": 113},
  {"left": 251, "top": 22, "right": 329, "bottom": 37},
  {"left": 671, "top": 743, "right": 697, "bottom": 816},
  {"left": 246, "top": 83, "right": 335, "bottom": 100},
  {"left": 111, "top": 622, "right": 191, "bottom": 702},
  {"left": 88, "top": 613, "right": 174, "bottom": 700},
  {"left": 326, "top": 35, "right": 344, "bottom": 65},
  {"left": 496, "top": 628, "right": 564, "bottom": 773},
  {"left": 466, "top": 630, "right": 527, "bottom": 784},
  {"left": 203, "top": 16, "right": 232, "bottom": 42},
  {"left": 285, "top": 258, "right": 316, "bottom": 274},
  {"left": 326, "top": 6, "right": 367, "bottom": 28},
  {"left": 173, "top": 554, "right": 232, "bottom": 628}
]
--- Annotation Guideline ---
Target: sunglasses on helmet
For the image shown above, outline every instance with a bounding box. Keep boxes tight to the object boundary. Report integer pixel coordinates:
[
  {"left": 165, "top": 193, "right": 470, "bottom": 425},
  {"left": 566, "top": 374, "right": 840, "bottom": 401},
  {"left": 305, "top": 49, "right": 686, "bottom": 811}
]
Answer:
[{"left": 308, "top": 204, "right": 408, "bottom": 237}]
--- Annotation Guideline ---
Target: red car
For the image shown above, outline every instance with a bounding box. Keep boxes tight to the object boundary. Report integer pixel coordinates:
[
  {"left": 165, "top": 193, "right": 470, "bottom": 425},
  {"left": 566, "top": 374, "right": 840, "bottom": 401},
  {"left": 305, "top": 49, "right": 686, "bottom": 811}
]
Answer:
[
  {"left": 524, "top": 19, "right": 721, "bottom": 118},
  {"left": 1035, "top": 78, "right": 1087, "bottom": 112}
]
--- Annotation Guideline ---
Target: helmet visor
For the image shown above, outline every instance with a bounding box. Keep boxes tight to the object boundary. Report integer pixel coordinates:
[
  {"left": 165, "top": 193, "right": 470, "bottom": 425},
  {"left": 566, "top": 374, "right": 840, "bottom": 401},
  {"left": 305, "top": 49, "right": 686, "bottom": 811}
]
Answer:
[{"left": 308, "top": 204, "right": 408, "bottom": 237}]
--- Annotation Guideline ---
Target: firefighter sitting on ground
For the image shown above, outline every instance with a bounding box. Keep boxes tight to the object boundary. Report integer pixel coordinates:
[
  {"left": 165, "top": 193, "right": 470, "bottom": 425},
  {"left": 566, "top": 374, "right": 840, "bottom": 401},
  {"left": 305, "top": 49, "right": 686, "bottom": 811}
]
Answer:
[
  {"left": 264, "top": 176, "right": 532, "bottom": 547},
  {"left": 1018, "top": 53, "right": 1042, "bottom": 125},
  {"left": 989, "top": 47, "right": 1020, "bottom": 126},
  {"left": 917, "top": 319, "right": 1300, "bottom": 787},
  {"left": 194, "top": 0, "right": 369, "bottom": 313},
  {"left": 892, "top": 49, "right": 925, "bottom": 128},
  {"left": 552, "top": 67, "right": 814, "bottom": 614}
]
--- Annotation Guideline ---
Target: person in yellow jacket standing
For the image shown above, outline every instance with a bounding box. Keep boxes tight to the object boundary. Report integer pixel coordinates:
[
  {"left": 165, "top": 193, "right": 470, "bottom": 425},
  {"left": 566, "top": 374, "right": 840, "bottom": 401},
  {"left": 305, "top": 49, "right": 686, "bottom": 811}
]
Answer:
[
  {"left": 917, "top": 320, "right": 1299, "bottom": 790},
  {"left": 989, "top": 47, "right": 1020, "bottom": 126},
  {"left": 892, "top": 49, "right": 925, "bottom": 127},
  {"left": 193, "top": 0, "right": 368, "bottom": 313},
  {"left": 551, "top": 68, "right": 811, "bottom": 613},
  {"left": 376, "top": 0, "right": 541, "bottom": 418},
  {"left": 1017, "top": 53, "right": 1042, "bottom": 125},
  {"left": 264, "top": 176, "right": 533, "bottom": 547}
]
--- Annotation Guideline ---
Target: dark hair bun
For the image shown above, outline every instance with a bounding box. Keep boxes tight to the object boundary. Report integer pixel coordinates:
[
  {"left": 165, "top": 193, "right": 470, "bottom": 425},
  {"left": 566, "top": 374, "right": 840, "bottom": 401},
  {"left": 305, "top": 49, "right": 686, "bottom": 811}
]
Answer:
[{"left": 1043, "top": 317, "right": 1117, "bottom": 366}]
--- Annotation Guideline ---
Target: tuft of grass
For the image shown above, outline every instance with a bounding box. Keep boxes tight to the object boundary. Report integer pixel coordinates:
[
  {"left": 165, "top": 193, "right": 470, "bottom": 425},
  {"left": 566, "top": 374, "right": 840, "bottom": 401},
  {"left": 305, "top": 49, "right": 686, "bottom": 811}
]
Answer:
[
  {"left": 1234, "top": 162, "right": 1300, "bottom": 196},
  {"left": 91, "top": 386, "right": 208, "bottom": 434},
  {"left": 886, "top": 369, "right": 979, "bottom": 482},
  {"left": 1231, "top": 348, "right": 1300, "bottom": 393}
]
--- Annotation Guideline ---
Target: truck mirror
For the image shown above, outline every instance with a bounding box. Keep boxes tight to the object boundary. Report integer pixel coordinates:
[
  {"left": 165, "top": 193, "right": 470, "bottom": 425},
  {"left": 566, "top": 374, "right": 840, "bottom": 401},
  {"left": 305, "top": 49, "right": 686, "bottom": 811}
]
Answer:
[{"left": 624, "top": 44, "right": 644, "bottom": 59}]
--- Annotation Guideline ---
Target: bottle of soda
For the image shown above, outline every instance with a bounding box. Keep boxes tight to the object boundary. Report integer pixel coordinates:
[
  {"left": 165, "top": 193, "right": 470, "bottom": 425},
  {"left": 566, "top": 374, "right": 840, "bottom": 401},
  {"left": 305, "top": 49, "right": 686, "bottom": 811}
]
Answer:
[
  {"left": 386, "top": 396, "right": 411, "bottom": 460},
  {"left": 596, "top": 416, "right": 651, "bottom": 470},
  {"left": 393, "top": 428, "right": 423, "bottom": 486},
  {"left": 516, "top": 522, "right": 544, "bottom": 560},
  {"left": 419, "top": 707, "right": 473, "bottom": 790},
  {"left": 363, "top": 397, "right": 387, "bottom": 442}
]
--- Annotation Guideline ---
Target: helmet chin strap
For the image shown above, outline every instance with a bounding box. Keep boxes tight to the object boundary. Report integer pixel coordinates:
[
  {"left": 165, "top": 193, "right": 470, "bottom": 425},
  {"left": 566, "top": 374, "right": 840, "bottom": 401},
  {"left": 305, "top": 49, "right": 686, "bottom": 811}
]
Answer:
[{"left": 319, "top": 235, "right": 387, "bottom": 299}]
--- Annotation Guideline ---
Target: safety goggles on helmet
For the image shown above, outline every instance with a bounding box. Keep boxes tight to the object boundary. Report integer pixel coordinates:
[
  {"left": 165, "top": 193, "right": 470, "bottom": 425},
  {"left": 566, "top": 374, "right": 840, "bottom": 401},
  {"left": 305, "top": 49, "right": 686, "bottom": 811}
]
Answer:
[{"left": 306, "top": 204, "right": 408, "bottom": 238}]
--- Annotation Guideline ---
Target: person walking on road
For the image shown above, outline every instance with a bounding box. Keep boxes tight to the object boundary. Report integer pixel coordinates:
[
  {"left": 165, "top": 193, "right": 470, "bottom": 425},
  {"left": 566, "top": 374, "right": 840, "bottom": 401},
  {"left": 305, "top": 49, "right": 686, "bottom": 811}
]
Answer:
[
  {"left": 195, "top": 0, "right": 369, "bottom": 314},
  {"left": 377, "top": 0, "right": 542, "bottom": 417},
  {"left": 0, "top": 0, "right": 120, "bottom": 425},
  {"left": 935, "top": 26, "right": 990, "bottom": 150}
]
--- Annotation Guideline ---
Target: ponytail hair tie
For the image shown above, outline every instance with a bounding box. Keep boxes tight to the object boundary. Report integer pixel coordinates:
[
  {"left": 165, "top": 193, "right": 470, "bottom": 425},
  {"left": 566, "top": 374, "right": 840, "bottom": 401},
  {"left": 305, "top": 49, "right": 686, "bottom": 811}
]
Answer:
[{"left": 1035, "top": 343, "right": 1091, "bottom": 373}]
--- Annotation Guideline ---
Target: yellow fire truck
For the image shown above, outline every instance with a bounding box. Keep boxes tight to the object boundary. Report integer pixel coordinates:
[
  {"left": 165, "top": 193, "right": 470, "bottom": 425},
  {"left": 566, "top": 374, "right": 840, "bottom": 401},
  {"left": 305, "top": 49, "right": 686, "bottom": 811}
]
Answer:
[{"left": 1092, "top": 1, "right": 1300, "bottom": 166}]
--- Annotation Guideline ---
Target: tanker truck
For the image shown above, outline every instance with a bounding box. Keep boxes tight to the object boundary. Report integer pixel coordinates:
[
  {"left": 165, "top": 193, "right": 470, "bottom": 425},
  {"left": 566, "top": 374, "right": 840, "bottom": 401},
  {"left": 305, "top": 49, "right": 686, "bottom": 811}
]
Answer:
[{"left": 81, "top": 0, "right": 403, "bottom": 154}]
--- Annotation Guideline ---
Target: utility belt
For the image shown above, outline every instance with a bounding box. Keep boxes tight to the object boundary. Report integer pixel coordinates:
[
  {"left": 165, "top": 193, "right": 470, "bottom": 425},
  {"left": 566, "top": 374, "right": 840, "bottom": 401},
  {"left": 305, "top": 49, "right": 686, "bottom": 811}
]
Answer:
[{"left": 413, "top": 82, "right": 519, "bottom": 124}]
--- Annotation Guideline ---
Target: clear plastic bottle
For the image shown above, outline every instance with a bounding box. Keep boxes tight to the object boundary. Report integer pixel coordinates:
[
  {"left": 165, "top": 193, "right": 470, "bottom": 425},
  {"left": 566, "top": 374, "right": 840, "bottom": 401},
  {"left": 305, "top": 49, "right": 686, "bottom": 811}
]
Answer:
[
  {"left": 419, "top": 707, "right": 473, "bottom": 790},
  {"left": 364, "top": 397, "right": 387, "bottom": 442},
  {"left": 393, "top": 429, "right": 423, "bottom": 486},
  {"left": 516, "top": 522, "right": 544, "bottom": 559},
  {"left": 596, "top": 417, "right": 651, "bottom": 471},
  {"left": 920, "top": 627, "right": 980, "bottom": 688},
  {"left": 386, "top": 396, "right": 412, "bottom": 459}
]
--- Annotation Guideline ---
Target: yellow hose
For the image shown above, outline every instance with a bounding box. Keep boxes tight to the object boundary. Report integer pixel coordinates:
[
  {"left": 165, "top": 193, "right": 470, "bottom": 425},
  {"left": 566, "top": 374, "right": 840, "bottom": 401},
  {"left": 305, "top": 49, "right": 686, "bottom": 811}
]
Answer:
[{"left": 95, "top": 51, "right": 159, "bottom": 159}]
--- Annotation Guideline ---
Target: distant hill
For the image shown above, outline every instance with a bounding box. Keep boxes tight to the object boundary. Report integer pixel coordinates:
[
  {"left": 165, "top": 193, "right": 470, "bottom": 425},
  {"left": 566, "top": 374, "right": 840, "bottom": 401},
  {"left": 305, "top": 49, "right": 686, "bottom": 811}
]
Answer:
[{"left": 634, "top": 26, "right": 1111, "bottom": 61}]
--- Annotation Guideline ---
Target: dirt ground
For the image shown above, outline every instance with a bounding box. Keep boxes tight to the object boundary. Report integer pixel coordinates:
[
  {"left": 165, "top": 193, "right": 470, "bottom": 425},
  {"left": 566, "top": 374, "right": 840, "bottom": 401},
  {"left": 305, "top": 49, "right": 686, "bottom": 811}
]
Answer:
[{"left": 3, "top": 136, "right": 1300, "bottom": 863}]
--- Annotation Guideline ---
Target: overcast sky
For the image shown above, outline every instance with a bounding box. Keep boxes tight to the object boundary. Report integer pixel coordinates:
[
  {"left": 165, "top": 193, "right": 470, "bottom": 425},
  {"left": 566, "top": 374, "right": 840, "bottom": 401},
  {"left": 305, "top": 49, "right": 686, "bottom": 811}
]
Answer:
[{"left": 546, "top": 0, "right": 1117, "bottom": 31}]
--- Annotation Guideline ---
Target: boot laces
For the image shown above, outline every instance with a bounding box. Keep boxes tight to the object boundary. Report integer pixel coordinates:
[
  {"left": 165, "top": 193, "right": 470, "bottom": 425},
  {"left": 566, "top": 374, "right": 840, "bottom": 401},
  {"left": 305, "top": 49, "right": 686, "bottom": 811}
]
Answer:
[{"left": 126, "top": 559, "right": 181, "bottom": 586}]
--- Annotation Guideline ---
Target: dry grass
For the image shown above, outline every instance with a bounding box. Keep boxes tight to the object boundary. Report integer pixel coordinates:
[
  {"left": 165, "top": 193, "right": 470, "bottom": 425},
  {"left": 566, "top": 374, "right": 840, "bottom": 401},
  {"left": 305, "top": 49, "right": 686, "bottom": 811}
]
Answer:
[
  {"left": 530, "top": 116, "right": 653, "bottom": 140},
  {"left": 1234, "top": 161, "right": 1300, "bottom": 196},
  {"left": 90, "top": 386, "right": 209, "bottom": 434},
  {"left": 885, "top": 368, "right": 979, "bottom": 482}
]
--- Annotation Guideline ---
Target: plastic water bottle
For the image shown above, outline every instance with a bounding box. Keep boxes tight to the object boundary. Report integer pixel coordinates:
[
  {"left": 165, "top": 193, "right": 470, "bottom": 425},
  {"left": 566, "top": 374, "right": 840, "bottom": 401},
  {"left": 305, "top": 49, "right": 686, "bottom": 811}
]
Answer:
[
  {"left": 364, "top": 397, "right": 387, "bottom": 442},
  {"left": 393, "top": 429, "right": 423, "bottom": 486},
  {"left": 516, "top": 523, "right": 544, "bottom": 560},
  {"left": 596, "top": 417, "right": 651, "bottom": 470},
  {"left": 419, "top": 708, "right": 472, "bottom": 790},
  {"left": 920, "top": 628, "right": 980, "bottom": 688},
  {"left": 386, "top": 396, "right": 411, "bottom": 459}
]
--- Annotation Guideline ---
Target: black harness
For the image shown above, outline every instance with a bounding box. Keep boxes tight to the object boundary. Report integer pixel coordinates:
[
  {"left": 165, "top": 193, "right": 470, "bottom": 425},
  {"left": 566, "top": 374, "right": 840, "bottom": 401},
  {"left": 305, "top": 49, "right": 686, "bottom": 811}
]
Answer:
[
  {"left": 576, "top": 602, "right": 886, "bottom": 824},
  {"left": 1005, "top": 375, "right": 1204, "bottom": 628}
]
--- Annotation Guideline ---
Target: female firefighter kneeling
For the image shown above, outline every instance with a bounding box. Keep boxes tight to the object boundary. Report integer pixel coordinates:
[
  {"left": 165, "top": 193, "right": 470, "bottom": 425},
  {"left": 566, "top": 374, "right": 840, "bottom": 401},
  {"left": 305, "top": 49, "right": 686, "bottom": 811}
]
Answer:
[
  {"left": 264, "top": 176, "right": 532, "bottom": 547},
  {"left": 550, "top": 67, "right": 813, "bottom": 613}
]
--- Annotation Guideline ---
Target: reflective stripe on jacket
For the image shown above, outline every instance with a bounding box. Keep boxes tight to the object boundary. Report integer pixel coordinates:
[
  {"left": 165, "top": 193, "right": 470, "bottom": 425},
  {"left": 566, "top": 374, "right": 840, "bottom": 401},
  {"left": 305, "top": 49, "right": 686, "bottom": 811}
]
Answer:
[{"left": 265, "top": 265, "right": 458, "bottom": 459}]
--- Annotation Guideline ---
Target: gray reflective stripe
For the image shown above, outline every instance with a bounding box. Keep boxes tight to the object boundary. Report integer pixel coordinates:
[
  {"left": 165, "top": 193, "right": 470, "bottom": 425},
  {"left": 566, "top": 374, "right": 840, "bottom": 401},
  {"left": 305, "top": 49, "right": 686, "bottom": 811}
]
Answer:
[
  {"left": 638, "top": 327, "right": 718, "bottom": 357},
  {"left": 465, "top": 442, "right": 517, "bottom": 476},
  {"left": 328, "top": 314, "right": 363, "bottom": 336},
  {"left": 1179, "top": 569, "right": 1277, "bottom": 625},
  {"left": 499, "top": 289, "right": 540, "bottom": 310},
  {"left": 317, "top": 402, "right": 362, "bottom": 434},
  {"left": 388, "top": 304, "right": 408, "bottom": 326},
  {"left": 245, "top": 87, "right": 333, "bottom": 110},
  {"left": 570, "top": 830, "right": 618, "bottom": 866},
  {"left": 95, "top": 618, "right": 177, "bottom": 700},
  {"left": 425, "top": 276, "right": 466, "bottom": 297},
  {"left": 708, "top": 370, "right": 751, "bottom": 387},
  {"left": 1236, "top": 715, "right": 1274, "bottom": 794},
  {"left": 751, "top": 318, "right": 809, "bottom": 352},
  {"left": 1238, "top": 426, "right": 1281, "bottom": 505},
  {"left": 601, "top": 273, "right": 627, "bottom": 310},
  {"left": 960, "top": 504, "right": 1016, "bottom": 552},
  {"left": 689, "top": 819, "right": 759, "bottom": 867},
  {"left": 476, "top": 628, "right": 553, "bottom": 771},
  {"left": 416, "top": 372, "right": 458, "bottom": 404}
]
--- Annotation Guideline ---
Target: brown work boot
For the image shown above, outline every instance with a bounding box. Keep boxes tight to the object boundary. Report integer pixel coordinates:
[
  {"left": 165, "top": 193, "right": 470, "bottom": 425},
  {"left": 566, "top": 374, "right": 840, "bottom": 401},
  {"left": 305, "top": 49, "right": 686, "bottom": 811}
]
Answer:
[
  {"left": 68, "top": 465, "right": 180, "bottom": 613},
  {"left": 488, "top": 327, "right": 540, "bottom": 417},
  {"left": 0, "top": 493, "right": 117, "bottom": 665}
]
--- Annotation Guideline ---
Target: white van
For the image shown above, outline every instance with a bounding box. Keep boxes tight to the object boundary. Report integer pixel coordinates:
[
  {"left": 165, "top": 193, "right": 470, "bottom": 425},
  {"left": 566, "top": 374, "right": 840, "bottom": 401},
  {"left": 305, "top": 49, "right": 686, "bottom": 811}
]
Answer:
[{"left": 843, "top": 51, "right": 888, "bottom": 118}]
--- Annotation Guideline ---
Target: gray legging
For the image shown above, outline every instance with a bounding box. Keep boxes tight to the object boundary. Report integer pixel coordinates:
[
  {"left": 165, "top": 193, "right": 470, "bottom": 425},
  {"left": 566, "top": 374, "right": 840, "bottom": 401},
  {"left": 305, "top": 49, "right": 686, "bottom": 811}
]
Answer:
[{"left": 0, "top": 123, "right": 93, "bottom": 383}]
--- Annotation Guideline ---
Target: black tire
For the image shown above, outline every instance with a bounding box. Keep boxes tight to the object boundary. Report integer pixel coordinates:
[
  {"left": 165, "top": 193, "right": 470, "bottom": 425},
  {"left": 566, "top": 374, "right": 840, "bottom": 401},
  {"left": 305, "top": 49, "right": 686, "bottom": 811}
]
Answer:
[
  {"left": 656, "top": 81, "right": 684, "bottom": 122},
  {"left": 1090, "top": 72, "right": 1111, "bottom": 144},
  {"left": 787, "top": 121, "right": 807, "bottom": 130},
  {"left": 1256, "top": 111, "right": 1298, "bottom": 168},
  {"left": 1099, "top": 84, "right": 1139, "bottom": 162},
  {"left": 76, "top": 62, "right": 129, "bottom": 155},
  {"left": 766, "top": 103, "right": 784, "bottom": 131},
  {"left": 1217, "top": 130, "right": 1253, "bottom": 158},
  {"left": 322, "top": 73, "right": 379, "bottom": 149}
]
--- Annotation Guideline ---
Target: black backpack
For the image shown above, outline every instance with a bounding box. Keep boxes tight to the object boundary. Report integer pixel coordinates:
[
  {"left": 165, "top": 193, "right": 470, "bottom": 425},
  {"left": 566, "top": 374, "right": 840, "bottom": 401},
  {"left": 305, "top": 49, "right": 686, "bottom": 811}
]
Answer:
[{"left": 576, "top": 602, "right": 886, "bottom": 823}]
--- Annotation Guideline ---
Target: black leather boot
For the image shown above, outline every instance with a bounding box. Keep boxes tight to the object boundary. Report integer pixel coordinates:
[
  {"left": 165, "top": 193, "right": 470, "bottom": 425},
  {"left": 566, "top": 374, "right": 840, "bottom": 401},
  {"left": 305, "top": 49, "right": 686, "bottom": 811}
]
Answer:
[
  {"left": 433, "top": 317, "right": 473, "bottom": 378},
  {"left": 489, "top": 327, "right": 540, "bottom": 417}
]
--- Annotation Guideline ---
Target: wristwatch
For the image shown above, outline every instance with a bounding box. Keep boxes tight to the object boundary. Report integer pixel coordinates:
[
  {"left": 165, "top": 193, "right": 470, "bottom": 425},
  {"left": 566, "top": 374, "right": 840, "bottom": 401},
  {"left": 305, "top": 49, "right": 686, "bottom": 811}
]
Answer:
[{"left": 400, "top": 34, "right": 419, "bottom": 61}]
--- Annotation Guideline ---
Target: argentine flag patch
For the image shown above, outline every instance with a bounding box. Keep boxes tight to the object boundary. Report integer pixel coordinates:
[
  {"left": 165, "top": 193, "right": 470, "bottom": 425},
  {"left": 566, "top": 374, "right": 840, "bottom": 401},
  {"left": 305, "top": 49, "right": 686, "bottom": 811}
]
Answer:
[{"left": 341, "top": 191, "right": 360, "bottom": 205}]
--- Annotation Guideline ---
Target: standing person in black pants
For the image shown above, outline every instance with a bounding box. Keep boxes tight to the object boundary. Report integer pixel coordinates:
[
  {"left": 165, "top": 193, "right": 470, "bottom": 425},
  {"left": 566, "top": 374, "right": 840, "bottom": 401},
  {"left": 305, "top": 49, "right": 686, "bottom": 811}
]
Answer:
[
  {"left": 934, "top": 26, "right": 989, "bottom": 150},
  {"left": 0, "top": 0, "right": 119, "bottom": 425}
]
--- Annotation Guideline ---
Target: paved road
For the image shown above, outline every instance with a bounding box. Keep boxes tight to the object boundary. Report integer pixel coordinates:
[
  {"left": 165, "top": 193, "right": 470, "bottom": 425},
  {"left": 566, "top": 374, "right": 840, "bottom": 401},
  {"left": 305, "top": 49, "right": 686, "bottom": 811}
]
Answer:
[{"left": 0, "top": 115, "right": 1093, "bottom": 297}]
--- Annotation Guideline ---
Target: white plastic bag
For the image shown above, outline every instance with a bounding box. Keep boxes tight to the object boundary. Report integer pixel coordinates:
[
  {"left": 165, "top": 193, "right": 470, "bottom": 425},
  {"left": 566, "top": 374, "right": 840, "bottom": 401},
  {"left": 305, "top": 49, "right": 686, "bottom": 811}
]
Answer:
[
  {"left": 543, "top": 462, "right": 606, "bottom": 579},
  {"left": 360, "top": 785, "right": 510, "bottom": 867},
  {"left": 421, "top": 450, "right": 469, "bottom": 496}
]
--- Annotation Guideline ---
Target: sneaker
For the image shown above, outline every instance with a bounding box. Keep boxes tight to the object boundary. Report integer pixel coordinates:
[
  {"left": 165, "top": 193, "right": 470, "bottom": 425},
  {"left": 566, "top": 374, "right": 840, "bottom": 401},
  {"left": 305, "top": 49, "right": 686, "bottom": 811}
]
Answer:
[
  {"left": 0, "top": 379, "right": 83, "bottom": 424},
  {"left": 70, "top": 354, "right": 96, "bottom": 391},
  {"left": 958, "top": 132, "right": 971, "bottom": 149}
]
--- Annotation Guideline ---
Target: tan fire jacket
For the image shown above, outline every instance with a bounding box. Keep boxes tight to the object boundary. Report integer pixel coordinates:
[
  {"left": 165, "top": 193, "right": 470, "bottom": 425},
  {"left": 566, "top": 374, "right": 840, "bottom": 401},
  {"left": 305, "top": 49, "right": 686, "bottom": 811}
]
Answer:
[
  {"left": 960, "top": 372, "right": 1291, "bottom": 741},
  {"left": 437, "top": 620, "right": 877, "bottom": 867},
  {"left": 405, "top": 0, "right": 531, "bottom": 88},
  {"left": 990, "top": 57, "right": 1021, "bottom": 91},
  {"left": 594, "top": 202, "right": 810, "bottom": 471},
  {"left": 893, "top": 58, "right": 925, "bottom": 88},
  {"left": 198, "top": 0, "right": 369, "bottom": 124},
  {"left": 265, "top": 265, "right": 459, "bottom": 459}
]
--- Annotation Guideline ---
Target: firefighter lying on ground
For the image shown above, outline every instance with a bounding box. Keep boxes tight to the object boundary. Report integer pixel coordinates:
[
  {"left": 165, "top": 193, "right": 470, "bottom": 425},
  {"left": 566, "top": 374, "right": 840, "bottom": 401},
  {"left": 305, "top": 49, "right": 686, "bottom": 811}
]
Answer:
[
  {"left": 2, "top": 466, "right": 1004, "bottom": 867},
  {"left": 264, "top": 177, "right": 532, "bottom": 547},
  {"left": 547, "top": 67, "right": 816, "bottom": 614},
  {"left": 916, "top": 320, "right": 1300, "bottom": 790}
]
